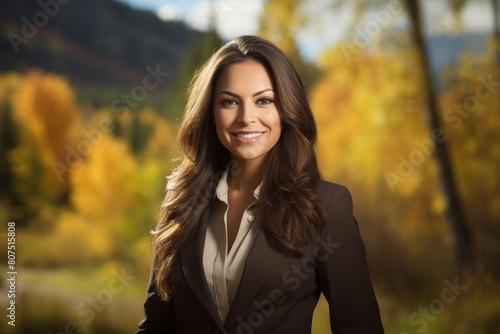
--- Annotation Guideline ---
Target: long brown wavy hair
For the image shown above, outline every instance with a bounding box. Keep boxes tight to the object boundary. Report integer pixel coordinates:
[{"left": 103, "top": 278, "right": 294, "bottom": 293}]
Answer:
[{"left": 152, "top": 35, "right": 327, "bottom": 300}]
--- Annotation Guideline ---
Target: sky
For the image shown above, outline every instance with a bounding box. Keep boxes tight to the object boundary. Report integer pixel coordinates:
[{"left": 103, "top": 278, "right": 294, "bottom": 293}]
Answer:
[{"left": 114, "top": 0, "right": 494, "bottom": 61}]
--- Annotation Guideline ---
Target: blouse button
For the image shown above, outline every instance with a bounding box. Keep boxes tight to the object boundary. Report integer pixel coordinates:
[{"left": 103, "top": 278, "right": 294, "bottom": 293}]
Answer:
[{"left": 247, "top": 214, "right": 254, "bottom": 222}]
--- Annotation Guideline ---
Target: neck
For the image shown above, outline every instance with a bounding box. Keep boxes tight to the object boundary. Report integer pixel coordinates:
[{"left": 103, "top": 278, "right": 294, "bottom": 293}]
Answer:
[{"left": 228, "top": 157, "right": 265, "bottom": 193}]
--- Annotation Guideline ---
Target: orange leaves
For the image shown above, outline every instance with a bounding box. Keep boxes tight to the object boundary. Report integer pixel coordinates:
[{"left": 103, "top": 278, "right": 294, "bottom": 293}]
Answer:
[
  {"left": 1, "top": 70, "right": 177, "bottom": 265},
  {"left": 70, "top": 135, "right": 138, "bottom": 220},
  {"left": 311, "top": 37, "right": 431, "bottom": 192},
  {"left": 12, "top": 71, "right": 78, "bottom": 167},
  {"left": 310, "top": 25, "right": 500, "bottom": 295},
  {"left": 438, "top": 40, "right": 500, "bottom": 234},
  {"left": 0, "top": 71, "right": 80, "bottom": 210},
  {"left": 4, "top": 71, "right": 79, "bottom": 202}
]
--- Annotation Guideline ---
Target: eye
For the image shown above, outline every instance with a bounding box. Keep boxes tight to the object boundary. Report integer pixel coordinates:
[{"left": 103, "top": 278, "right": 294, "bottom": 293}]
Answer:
[
  {"left": 221, "top": 99, "right": 238, "bottom": 107},
  {"left": 256, "top": 97, "right": 274, "bottom": 105}
]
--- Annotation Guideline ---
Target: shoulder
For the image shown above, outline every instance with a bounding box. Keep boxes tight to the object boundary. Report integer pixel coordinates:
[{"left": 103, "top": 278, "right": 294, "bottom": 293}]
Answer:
[
  {"left": 316, "top": 179, "right": 353, "bottom": 213},
  {"left": 316, "top": 180, "right": 362, "bottom": 245}
]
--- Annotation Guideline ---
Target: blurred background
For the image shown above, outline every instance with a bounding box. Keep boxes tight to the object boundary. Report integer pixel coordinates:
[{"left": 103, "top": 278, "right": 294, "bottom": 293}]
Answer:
[{"left": 0, "top": 0, "right": 499, "bottom": 333}]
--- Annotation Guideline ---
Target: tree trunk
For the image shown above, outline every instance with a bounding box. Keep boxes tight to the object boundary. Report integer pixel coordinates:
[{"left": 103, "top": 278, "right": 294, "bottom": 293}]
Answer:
[
  {"left": 404, "top": 0, "right": 474, "bottom": 278},
  {"left": 492, "top": 0, "right": 500, "bottom": 64}
]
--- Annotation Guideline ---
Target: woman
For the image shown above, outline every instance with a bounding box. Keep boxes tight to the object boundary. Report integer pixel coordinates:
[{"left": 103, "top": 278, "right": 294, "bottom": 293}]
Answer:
[{"left": 137, "top": 35, "right": 384, "bottom": 334}]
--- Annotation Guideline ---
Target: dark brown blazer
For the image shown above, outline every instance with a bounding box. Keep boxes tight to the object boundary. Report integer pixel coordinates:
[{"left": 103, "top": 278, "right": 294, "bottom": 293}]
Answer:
[{"left": 137, "top": 180, "right": 384, "bottom": 333}]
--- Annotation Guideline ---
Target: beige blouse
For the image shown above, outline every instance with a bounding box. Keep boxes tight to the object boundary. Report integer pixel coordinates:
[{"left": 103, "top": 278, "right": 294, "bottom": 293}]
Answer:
[{"left": 202, "top": 171, "right": 261, "bottom": 323}]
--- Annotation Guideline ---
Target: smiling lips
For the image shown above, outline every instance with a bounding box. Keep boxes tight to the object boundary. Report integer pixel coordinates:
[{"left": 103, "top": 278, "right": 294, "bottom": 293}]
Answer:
[{"left": 232, "top": 131, "right": 266, "bottom": 143}]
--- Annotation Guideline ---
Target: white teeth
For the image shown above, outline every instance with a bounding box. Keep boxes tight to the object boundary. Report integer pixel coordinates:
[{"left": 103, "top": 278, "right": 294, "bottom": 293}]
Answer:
[{"left": 236, "top": 133, "right": 262, "bottom": 139}]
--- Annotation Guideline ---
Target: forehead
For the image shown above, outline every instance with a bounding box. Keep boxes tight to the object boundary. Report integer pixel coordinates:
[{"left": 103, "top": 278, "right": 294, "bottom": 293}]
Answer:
[{"left": 214, "top": 60, "right": 273, "bottom": 92}]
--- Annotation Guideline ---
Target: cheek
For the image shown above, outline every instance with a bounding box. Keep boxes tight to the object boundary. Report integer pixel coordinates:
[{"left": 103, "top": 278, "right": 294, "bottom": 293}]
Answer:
[
  {"left": 265, "top": 110, "right": 282, "bottom": 134},
  {"left": 213, "top": 109, "right": 234, "bottom": 140},
  {"left": 213, "top": 109, "right": 227, "bottom": 129}
]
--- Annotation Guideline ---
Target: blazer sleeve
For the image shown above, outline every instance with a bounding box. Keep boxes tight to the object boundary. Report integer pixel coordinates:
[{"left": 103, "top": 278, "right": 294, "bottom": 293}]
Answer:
[
  {"left": 316, "top": 185, "right": 384, "bottom": 333},
  {"left": 136, "top": 267, "right": 176, "bottom": 334}
]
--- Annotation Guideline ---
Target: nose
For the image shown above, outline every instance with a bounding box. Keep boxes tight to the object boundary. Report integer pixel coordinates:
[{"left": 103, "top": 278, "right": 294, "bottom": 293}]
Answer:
[{"left": 238, "top": 102, "right": 255, "bottom": 125}]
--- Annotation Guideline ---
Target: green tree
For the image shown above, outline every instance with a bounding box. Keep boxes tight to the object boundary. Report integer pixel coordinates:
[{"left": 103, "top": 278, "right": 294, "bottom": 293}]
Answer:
[{"left": 167, "top": 28, "right": 223, "bottom": 120}]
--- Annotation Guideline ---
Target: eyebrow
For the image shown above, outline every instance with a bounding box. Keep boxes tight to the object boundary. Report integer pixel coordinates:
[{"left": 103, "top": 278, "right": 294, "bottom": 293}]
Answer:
[{"left": 218, "top": 88, "right": 274, "bottom": 98}]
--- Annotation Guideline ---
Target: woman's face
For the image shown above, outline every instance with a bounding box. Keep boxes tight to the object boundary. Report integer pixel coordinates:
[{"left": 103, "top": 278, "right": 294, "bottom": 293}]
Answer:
[{"left": 213, "top": 60, "right": 281, "bottom": 166}]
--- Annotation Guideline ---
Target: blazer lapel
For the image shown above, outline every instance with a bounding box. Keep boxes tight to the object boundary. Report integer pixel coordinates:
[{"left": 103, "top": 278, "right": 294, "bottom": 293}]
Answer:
[
  {"left": 224, "top": 228, "right": 285, "bottom": 329},
  {"left": 179, "top": 209, "right": 224, "bottom": 329}
]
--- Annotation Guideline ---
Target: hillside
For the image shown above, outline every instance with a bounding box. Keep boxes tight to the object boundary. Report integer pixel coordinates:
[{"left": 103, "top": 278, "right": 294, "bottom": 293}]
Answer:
[{"left": 0, "top": 0, "right": 204, "bottom": 88}]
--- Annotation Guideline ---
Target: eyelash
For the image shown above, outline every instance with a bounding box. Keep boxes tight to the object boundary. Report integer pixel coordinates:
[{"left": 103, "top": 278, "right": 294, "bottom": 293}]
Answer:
[
  {"left": 221, "top": 99, "right": 237, "bottom": 106},
  {"left": 257, "top": 98, "right": 273, "bottom": 105},
  {"left": 221, "top": 97, "right": 274, "bottom": 107}
]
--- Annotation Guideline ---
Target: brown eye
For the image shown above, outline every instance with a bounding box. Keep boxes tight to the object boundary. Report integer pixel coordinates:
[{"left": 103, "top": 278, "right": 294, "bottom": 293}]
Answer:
[
  {"left": 257, "top": 97, "right": 273, "bottom": 105},
  {"left": 222, "top": 99, "right": 237, "bottom": 107}
]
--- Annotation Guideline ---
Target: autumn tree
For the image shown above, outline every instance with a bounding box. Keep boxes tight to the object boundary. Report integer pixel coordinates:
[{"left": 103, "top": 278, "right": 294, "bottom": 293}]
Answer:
[
  {"left": 258, "top": 0, "right": 320, "bottom": 89},
  {"left": 440, "top": 42, "right": 500, "bottom": 279},
  {"left": 311, "top": 35, "right": 455, "bottom": 292},
  {"left": 5, "top": 71, "right": 78, "bottom": 224},
  {"left": 0, "top": 73, "right": 21, "bottom": 213},
  {"left": 275, "top": 0, "right": 491, "bottom": 279}
]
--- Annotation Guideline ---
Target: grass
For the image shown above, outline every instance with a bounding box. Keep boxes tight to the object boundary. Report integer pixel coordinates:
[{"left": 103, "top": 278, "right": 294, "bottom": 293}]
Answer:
[
  {"left": 1, "top": 266, "right": 499, "bottom": 333},
  {"left": 0, "top": 265, "right": 146, "bottom": 334}
]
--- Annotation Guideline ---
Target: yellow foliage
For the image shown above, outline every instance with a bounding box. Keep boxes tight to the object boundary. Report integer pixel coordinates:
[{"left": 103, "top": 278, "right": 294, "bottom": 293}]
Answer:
[
  {"left": 17, "top": 211, "right": 112, "bottom": 266},
  {"left": 7, "top": 145, "right": 49, "bottom": 205},
  {"left": 310, "top": 33, "right": 458, "bottom": 293},
  {"left": 2, "top": 71, "right": 172, "bottom": 263},
  {"left": 258, "top": 0, "right": 306, "bottom": 69},
  {"left": 69, "top": 132, "right": 163, "bottom": 250},
  {"left": 4, "top": 71, "right": 79, "bottom": 201},
  {"left": 439, "top": 39, "right": 500, "bottom": 276},
  {"left": 312, "top": 35, "right": 431, "bottom": 194},
  {"left": 142, "top": 110, "right": 178, "bottom": 162},
  {"left": 54, "top": 211, "right": 113, "bottom": 263},
  {"left": 310, "top": 30, "right": 500, "bottom": 300},
  {"left": 70, "top": 135, "right": 139, "bottom": 220},
  {"left": 0, "top": 72, "right": 24, "bottom": 105},
  {"left": 12, "top": 71, "right": 78, "bottom": 166}
]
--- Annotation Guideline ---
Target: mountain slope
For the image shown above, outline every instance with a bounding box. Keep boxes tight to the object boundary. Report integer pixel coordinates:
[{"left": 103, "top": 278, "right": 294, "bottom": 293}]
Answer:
[{"left": 1, "top": 0, "right": 204, "bottom": 87}]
